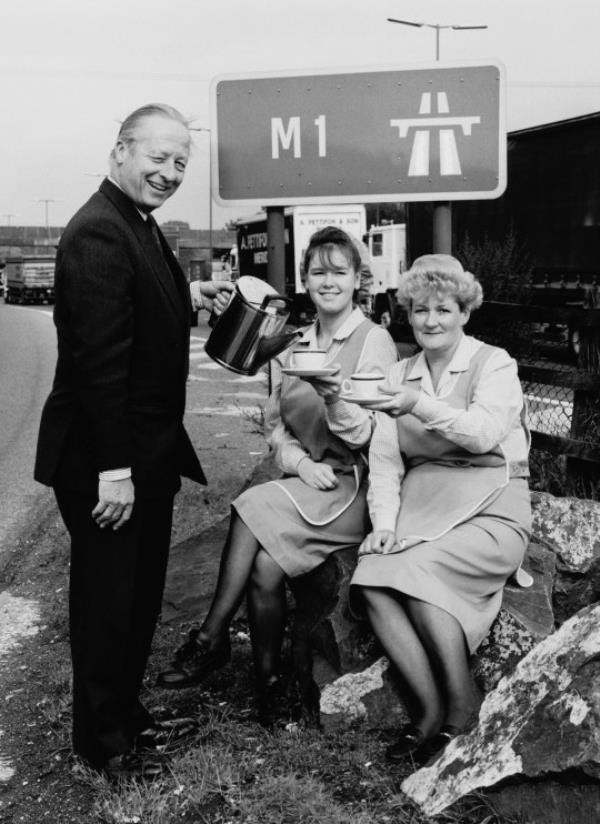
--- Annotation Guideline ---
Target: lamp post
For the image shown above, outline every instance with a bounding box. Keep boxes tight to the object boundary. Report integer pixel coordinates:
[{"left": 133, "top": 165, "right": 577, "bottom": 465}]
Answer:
[
  {"left": 387, "top": 18, "right": 487, "bottom": 62},
  {"left": 190, "top": 127, "right": 213, "bottom": 279},
  {"left": 387, "top": 17, "right": 487, "bottom": 254}
]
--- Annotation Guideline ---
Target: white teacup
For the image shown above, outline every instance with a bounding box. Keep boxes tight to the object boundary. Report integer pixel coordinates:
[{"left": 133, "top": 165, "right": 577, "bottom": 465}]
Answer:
[
  {"left": 292, "top": 349, "right": 327, "bottom": 370},
  {"left": 342, "top": 372, "right": 386, "bottom": 398}
]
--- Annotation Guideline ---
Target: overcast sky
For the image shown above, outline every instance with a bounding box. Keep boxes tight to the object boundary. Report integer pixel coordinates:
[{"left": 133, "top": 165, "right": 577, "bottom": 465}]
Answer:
[{"left": 2, "top": 0, "right": 600, "bottom": 229}]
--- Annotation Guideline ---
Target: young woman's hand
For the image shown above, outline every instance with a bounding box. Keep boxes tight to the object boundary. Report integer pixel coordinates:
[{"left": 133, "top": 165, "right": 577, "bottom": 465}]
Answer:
[
  {"left": 358, "top": 530, "right": 397, "bottom": 556},
  {"left": 301, "top": 364, "right": 342, "bottom": 403},
  {"left": 357, "top": 383, "right": 419, "bottom": 418},
  {"left": 297, "top": 457, "right": 339, "bottom": 490}
]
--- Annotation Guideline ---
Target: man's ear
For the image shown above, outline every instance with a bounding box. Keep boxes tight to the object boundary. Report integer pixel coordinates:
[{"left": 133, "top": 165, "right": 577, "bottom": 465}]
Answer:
[{"left": 113, "top": 139, "right": 127, "bottom": 165}]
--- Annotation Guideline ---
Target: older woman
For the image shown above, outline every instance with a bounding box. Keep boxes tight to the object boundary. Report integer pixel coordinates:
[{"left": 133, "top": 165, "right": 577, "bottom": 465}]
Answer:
[
  {"left": 158, "top": 226, "right": 397, "bottom": 725},
  {"left": 351, "top": 254, "right": 531, "bottom": 765}
]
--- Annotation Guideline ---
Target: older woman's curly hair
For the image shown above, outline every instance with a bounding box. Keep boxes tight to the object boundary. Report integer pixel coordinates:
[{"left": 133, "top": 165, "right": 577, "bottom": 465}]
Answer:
[{"left": 397, "top": 254, "right": 483, "bottom": 312}]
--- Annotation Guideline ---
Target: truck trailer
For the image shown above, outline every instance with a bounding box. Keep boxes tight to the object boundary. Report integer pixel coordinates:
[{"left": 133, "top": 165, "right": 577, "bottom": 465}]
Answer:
[{"left": 4, "top": 255, "right": 55, "bottom": 305}]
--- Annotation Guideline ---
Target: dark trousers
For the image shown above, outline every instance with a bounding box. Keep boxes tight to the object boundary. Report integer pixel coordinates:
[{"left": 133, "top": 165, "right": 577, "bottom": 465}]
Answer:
[{"left": 54, "top": 489, "right": 174, "bottom": 768}]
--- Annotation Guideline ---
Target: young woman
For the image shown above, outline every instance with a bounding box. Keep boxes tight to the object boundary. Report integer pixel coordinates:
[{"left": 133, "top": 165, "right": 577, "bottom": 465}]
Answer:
[
  {"left": 158, "top": 226, "right": 398, "bottom": 724},
  {"left": 351, "top": 254, "right": 531, "bottom": 765}
]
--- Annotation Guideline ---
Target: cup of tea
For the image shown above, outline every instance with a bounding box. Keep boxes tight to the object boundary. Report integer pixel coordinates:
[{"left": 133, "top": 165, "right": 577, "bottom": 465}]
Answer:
[
  {"left": 342, "top": 372, "right": 386, "bottom": 398},
  {"left": 292, "top": 349, "right": 327, "bottom": 370}
]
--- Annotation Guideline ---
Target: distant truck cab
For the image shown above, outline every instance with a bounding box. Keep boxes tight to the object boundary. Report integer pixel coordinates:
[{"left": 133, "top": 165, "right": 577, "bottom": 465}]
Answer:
[{"left": 4, "top": 255, "right": 55, "bottom": 305}]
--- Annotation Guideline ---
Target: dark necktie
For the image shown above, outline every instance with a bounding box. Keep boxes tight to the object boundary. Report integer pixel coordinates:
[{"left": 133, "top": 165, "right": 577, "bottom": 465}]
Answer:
[{"left": 147, "top": 214, "right": 164, "bottom": 254}]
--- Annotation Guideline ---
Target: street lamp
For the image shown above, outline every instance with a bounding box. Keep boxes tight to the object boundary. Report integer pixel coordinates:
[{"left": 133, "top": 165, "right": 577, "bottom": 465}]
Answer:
[
  {"left": 190, "top": 126, "right": 212, "bottom": 278},
  {"left": 387, "top": 17, "right": 488, "bottom": 254},
  {"left": 387, "top": 18, "right": 487, "bottom": 61}
]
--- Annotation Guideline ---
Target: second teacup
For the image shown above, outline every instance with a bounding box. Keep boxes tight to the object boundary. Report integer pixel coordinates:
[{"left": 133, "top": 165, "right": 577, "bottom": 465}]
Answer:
[
  {"left": 292, "top": 349, "right": 327, "bottom": 370},
  {"left": 342, "top": 372, "right": 386, "bottom": 398}
]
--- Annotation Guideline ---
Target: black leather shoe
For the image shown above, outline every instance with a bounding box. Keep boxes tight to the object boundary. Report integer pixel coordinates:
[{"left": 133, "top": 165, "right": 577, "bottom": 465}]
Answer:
[
  {"left": 135, "top": 716, "right": 198, "bottom": 750},
  {"left": 257, "top": 677, "right": 289, "bottom": 730},
  {"left": 385, "top": 724, "right": 427, "bottom": 763},
  {"left": 156, "top": 637, "right": 231, "bottom": 689},
  {"left": 103, "top": 751, "right": 165, "bottom": 783},
  {"left": 414, "top": 724, "right": 462, "bottom": 765}
]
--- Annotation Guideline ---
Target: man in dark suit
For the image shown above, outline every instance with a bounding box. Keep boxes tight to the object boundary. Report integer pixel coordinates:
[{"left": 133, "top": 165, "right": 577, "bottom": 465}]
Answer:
[{"left": 34, "top": 103, "right": 233, "bottom": 780}]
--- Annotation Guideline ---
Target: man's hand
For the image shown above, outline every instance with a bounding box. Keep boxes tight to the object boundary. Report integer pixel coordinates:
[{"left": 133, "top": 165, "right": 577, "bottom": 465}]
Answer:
[
  {"left": 297, "top": 457, "right": 339, "bottom": 490},
  {"left": 199, "top": 280, "right": 235, "bottom": 315},
  {"left": 92, "top": 478, "right": 135, "bottom": 531},
  {"left": 358, "top": 530, "right": 397, "bottom": 556}
]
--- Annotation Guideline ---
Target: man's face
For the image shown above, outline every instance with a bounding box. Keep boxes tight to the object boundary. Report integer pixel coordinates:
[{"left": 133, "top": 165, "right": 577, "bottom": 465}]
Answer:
[{"left": 113, "top": 115, "right": 190, "bottom": 212}]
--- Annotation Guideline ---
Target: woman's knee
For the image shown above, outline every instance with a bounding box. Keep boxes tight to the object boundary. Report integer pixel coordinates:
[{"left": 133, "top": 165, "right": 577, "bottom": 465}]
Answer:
[{"left": 250, "top": 549, "right": 285, "bottom": 590}]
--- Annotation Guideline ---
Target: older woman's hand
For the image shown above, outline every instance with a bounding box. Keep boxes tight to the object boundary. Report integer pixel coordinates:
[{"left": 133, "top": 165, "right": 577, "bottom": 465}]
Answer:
[
  {"left": 301, "top": 364, "right": 342, "bottom": 402},
  {"left": 358, "top": 383, "right": 420, "bottom": 418},
  {"left": 358, "top": 530, "right": 397, "bottom": 556}
]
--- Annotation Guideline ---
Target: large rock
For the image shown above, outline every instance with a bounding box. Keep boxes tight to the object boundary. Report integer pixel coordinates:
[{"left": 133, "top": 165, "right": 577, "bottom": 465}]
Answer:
[
  {"left": 531, "top": 491, "right": 600, "bottom": 624},
  {"left": 400, "top": 603, "right": 600, "bottom": 820}
]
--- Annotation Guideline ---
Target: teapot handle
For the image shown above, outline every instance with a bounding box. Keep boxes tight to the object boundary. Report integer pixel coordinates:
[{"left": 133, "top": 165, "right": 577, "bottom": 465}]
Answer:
[{"left": 260, "top": 293, "right": 292, "bottom": 311}]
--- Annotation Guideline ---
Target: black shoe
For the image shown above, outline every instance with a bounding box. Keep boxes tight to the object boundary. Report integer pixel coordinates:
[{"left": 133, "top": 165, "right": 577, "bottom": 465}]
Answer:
[
  {"left": 156, "top": 636, "right": 231, "bottom": 689},
  {"left": 103, "top": 750, "right": 165, "bottom": 783},
  {"left": 135, "top": 716, "right": 198, "bottom": 750},
  {"left": 413, "top": 724, "right": 463, "bottom": 765},
  {"left": 385, "top": 724, "right": 427, "bottom": 763},
  {"left": 257, "top": 677, "right": 289, "bottom": 730}
]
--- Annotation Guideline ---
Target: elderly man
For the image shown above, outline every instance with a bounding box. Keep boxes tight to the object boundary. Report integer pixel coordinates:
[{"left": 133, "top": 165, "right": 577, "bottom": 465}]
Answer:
[{"left": 34, "top": 104, "right": 232, "bottom": 780}]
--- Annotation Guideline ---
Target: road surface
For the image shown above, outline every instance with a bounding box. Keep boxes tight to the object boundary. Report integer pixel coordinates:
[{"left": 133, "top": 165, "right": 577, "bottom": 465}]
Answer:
[{"left": 0, "top": 304, "right": 56, "bottom": 569}]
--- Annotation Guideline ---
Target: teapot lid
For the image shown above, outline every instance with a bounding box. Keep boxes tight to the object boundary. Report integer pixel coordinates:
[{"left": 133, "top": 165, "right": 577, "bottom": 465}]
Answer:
[{"left": 237, "top": 276, "right": 280, "bottom": 304}]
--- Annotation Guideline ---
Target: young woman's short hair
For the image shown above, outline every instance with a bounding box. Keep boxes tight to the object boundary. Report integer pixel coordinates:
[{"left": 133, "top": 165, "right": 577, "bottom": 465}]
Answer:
[{"left": 397, "top": 254, "right": 483, "bottom": 312}]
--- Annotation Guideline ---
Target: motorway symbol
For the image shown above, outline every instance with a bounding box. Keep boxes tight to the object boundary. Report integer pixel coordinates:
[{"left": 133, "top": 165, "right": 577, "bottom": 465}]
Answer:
[
  {"left": 211, "top": 62, "right": 506, "bottom": 205},
  {"left": 391, "top": 91, "right": 481, "bottom": 177}
]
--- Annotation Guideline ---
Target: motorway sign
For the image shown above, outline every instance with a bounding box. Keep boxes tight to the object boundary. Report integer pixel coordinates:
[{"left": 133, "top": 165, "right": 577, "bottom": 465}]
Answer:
[{"left": 211, "top": 61, "right": 506, "bottom": 206}]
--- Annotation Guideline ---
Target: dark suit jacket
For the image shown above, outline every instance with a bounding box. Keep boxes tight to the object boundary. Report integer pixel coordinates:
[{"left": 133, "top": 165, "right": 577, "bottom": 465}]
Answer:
[{"left": 35, "top": 179, "right": 206, "bottom": 496}]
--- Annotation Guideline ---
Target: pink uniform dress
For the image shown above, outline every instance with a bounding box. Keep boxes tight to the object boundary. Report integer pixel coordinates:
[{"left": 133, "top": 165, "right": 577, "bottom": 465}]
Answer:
[
  {"left": 351, "top": 340, "right": 532, "bottom": 653},
  {"left": 233, "top": 317, "right": 397, "bottom": 577}
]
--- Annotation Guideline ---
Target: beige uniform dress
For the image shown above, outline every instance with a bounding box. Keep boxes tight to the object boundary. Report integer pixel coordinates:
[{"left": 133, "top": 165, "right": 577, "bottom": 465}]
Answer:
[
  {"left": 233, "top": 311, "right": 398, "bottom": 577},
  {"left": 351, "top": 335, "right": 531, "bottom": 653}
]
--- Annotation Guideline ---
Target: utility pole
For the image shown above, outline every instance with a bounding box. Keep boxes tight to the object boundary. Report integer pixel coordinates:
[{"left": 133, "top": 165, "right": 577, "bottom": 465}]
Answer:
[
  {"left": 35, "top": 198, "right": 58, "bottom": 240},
  {"left": 2, "top": 214, "right": 16, "bottom": 227},
  {"left": 387, "top": 17, "right": 487, "bottom": 254},
  {"left": 190, "top": 127, "right": 213, "bottom": 278}
]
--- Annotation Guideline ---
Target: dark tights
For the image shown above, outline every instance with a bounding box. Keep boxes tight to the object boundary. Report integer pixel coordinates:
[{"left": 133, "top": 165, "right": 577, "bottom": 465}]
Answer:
[{"left": 198, "top": 510, "right": 286, "bottom": 686}]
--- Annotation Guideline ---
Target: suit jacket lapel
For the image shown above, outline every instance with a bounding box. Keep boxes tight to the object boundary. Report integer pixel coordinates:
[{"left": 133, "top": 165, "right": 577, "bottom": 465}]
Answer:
[{"left": 99, "top": 179, "right": 189, "bottom": 322}]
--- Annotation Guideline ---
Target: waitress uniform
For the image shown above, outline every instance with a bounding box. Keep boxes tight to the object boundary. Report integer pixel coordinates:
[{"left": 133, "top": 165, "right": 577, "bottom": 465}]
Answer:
[
  {"left": 233, "top": 317, "right": 397, "bottom": 577},
  {"left": 351, "top": 338, "right": 532, "bottom": 653}
]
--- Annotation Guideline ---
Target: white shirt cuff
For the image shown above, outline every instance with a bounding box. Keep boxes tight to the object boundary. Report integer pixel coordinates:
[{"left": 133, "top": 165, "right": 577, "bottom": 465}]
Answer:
[{"left": 99, "top": 468, "right": 132, "bottom": 481}]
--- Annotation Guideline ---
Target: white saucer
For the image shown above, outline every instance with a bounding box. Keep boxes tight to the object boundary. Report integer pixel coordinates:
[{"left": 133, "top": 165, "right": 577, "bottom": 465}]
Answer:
[
  {"left": 282, "top": 366, "right": 337, "bottom": 377},
  {"left": 341, "top": 392, "right": 387, "bottom": 405}
]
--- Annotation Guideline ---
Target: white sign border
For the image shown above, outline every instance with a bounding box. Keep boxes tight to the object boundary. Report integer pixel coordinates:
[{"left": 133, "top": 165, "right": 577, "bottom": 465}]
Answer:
[{"left": 210, "top": 59, "right": 507, "bottom": 208}]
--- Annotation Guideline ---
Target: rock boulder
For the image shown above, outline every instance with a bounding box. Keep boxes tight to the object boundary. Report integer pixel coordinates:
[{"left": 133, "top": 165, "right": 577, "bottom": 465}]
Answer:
[{"left": 400, "top": 603, "right": 600, "bottom": 819}]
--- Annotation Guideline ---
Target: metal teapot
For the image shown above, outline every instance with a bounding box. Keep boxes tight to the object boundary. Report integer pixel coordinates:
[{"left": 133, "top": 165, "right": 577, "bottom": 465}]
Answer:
[{"left": 204, "top": 276, "right": 301, "bottom": 375}]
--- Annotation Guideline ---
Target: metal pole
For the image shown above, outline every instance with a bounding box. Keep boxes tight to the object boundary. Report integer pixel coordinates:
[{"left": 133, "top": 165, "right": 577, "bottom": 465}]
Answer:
[{"left": 266, "top": 206, "right": 286, "bottom": 295}]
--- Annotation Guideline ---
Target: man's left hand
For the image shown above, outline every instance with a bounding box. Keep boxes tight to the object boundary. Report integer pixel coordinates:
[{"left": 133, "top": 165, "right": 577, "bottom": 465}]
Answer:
[{"left": 199, "top": 280, "right": 235, "bottom": 315}]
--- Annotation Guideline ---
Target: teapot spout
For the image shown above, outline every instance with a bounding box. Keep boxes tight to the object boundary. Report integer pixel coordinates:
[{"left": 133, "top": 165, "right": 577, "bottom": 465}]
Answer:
[{"left": 252, "top": 330, "right": 302, "bottom": 372}]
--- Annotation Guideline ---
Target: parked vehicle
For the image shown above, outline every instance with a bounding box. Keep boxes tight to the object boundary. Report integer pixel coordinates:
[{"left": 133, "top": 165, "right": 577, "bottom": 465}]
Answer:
[
  {"left": 365, "top": 222, "right": 407, "bottom": 323},
  {"left": 4, "top": 255, "right": 55, "bottom": 304}
]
